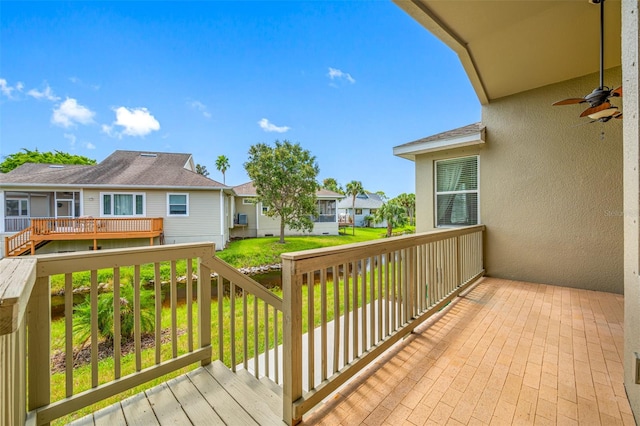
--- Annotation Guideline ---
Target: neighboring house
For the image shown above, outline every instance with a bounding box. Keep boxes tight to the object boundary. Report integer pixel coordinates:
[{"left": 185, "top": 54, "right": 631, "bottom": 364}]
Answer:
[
  {"left": 231, "top": 181, "right": 343, "bottom": 238},
  {"left": 337, "top": 191, "right": 386, "bottom": 228},
  {"left": 392, "top": 0, "right": 639, "bottom": 419},
  {"left": 0, "top": 150, "right": 234, "bottom": 257}
]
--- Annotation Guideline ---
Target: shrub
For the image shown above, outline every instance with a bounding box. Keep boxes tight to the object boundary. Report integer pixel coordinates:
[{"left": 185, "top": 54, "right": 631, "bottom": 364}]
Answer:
[{"left": 73, "top": 284, "right": 156, "bottom": 345}]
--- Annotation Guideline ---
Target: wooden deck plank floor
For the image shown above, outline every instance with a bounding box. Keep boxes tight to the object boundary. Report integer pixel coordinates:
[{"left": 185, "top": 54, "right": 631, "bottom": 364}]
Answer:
[
  {"left": 68, "top": 278, "right": 633, "bottom": 425},
  {"left": 69, "top": 361, "right": 284, "bottom": 426},
  {"left": 301, "top": 278, "right": 634, "bottom": 425}
]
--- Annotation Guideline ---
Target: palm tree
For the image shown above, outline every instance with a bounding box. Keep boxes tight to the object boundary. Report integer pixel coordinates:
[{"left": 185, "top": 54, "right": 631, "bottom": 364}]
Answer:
[
  {"left": 374, "top": 201, "right": 409, "bottom": 237},
  {"left": 394, "top": 193, "right": 416, "bottom": 226},
  {"left": 345, "top": 180, "right": 364, "bottom": 235},
  {"left": 215, "top": 155, "right": 230, "bottom": 184}
]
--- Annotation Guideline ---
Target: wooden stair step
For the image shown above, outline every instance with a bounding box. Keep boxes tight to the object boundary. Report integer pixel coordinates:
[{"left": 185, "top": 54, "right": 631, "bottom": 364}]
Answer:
[
  {"left": 186, "top": 365, "right": 258, "bottom": 425},
  {"left": 205, "top": 361, "right": 284, "bottom": 425},
  {"left": 235, "top": 368, "right": 282, "bottom": 416},
  {"left": 259, "top": 376, "right": 283, "bottom": 398}
]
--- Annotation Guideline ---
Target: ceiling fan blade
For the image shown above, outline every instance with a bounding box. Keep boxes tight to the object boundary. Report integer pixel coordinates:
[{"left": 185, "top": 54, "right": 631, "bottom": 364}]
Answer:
[
  {"left": 610, "top": 86, "right": 623, "bottom": 98},
  {"left": 580, "top": 102, "right": 611, "bottom": 118},
  {"left": 614, "top": 112, "right": 623, "bottom": 119},
  {"left": 553, "top": 98, "right": 586, "bottom": 106}
]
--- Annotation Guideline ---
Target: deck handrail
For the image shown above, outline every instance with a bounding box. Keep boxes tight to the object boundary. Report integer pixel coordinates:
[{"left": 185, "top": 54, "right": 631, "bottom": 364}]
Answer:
[
  {"left": 0, "top": 242, "right": 285, "bottom": 426},
  {"left": 281, "top": 225, "right": 485, "bottom": 424},
  {"left": 4, "top": 217, "right": 164, "bottom": 257}
]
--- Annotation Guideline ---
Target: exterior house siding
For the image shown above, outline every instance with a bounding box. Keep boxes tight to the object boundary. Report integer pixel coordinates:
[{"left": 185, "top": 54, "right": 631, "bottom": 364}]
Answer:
[
  {"left": 231, "top": 200, "right": 258, "bottom": 238},
  {"left": 254, "top": 212, "right": 339, "bottom": 237},
  {"left": 413, "top": 70, "right": 623, "bottom": 294}
]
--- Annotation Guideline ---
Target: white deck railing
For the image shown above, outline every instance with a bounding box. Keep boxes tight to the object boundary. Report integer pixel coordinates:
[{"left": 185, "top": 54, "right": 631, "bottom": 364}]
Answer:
[
  {"left": 0, "top": 242, "right": 283, "bottom": 426},
  {"left": 0, "top": 226, "right": 484, "bottom": 426},
  {"left": 281, "top": 225, "right": 485, "bottom": 424}
]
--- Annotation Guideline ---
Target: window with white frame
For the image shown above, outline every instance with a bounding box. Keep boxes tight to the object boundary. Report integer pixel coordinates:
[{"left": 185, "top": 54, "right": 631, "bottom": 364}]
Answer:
[
  {"left": 435, "top": 156, "right": 479, "bottom": 227},
  {"left": 101, "top": 193, "right": 145, "bottom": 216},
  {"left": 6, "top": 199, "right": 28, "bottom": 216},
  {"left": 261, "top": 204, "right": 269, "bottom": 215},
  {"left": 167, "top": 193, "right": 189, "bottom": 216}
]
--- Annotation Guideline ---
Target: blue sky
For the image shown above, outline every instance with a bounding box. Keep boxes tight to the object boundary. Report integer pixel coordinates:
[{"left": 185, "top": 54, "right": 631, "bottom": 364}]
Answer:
[{"left": 0, "top": 1, "right": 480, "bottom": 198}]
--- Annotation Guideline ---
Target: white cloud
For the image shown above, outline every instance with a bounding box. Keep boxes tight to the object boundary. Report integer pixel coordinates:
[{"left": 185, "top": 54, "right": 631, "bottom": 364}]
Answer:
[
  {"left": 258, "top": 118, "right": 290, "bottom": 133},
  {"left": 28, "top": 84, "right": 59, "bottom": 101},
  {"left": 187, "top": 100, "right": 211, "bottom": 118},
  {"left": 328, "top": 67, "right": 356, "bottom": 85},
  {"left": 64, "top": 133, "right": 77, "bottom": 147},
  {"left": 69, "top": 76, "right": 100, "bottom": 91},
  {"left": 104, "top": 106, "right": 160, "bottom": 137},
  {"left": 52, "top": 98, "right": 95, "bottom": 128},
  {"left": 0, "top": 78, "right": 24, "bottom": 98},
  {"left": 64, "top": 132, "right": 96, "bottom": 150}
]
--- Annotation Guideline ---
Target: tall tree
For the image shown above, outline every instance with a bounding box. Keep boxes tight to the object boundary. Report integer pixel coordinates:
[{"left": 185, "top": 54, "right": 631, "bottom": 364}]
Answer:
[
  {"left": 195, "top": 163, "right": 210, "bottom": 177},
  {"left": 1, "top": 148, "right": 96, "bottom": 173},
  {"left": 322, "top": 177, "right": 344, "bottom": 194},
  {"left": 345, "top": 180, "right": 364, "bottom": 235},
  {"left": 244, "top": 140, "right": 319, "bottom": 244},
  {"left": 374, "top": 201, "right": 409, "bottom": 237},
  {"left": 215, "top": 155, "right": 230, "bottom": 184},
  {"left": 393, "top": 193, "right": 416, "bottom": 226}
]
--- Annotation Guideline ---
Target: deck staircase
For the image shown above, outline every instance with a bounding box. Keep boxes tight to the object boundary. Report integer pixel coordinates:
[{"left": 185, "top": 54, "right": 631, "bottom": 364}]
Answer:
[
  {"left": 69, "top": 360, "right": 285, "bottom": 425},
  {"left": 5, "top": 227, "right": 51, "bottom": 257}
]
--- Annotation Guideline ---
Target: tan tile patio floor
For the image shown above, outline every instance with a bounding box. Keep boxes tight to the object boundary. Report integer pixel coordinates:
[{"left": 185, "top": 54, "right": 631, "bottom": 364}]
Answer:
[{"left": 301, "top": 277, "right": 635, "bottom": 425}]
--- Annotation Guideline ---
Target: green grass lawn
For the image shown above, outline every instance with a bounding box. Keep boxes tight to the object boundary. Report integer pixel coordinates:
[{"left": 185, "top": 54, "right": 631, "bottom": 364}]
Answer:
[
  {"left": 47, "top": 225, "right": 415, "bottom": 423},
  {"left": 49, "top": 226, "right": 414, "bottom": 293},
  {"left": 217, "top": 226, "right": 413, "bottom": 268}
]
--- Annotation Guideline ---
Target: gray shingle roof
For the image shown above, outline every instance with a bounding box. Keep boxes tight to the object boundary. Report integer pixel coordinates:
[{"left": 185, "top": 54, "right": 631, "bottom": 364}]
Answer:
[
  {"left": 1, "top": 150, "right": 226, "bottom": 189},
  {"left": 233, "top": 182, "right": 344, "bottom": 199},
  {"left": 337, "top": 192, "right": 385, "bottom": 209},
  {"left": 395, "top": 123, "right": 484, "bottom": 149}
]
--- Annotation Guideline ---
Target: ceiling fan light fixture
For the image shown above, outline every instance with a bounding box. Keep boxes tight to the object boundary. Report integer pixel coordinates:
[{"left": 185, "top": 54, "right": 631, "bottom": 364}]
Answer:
[{"left": 588, "top": 106, "right": 619, "bottom": 120}]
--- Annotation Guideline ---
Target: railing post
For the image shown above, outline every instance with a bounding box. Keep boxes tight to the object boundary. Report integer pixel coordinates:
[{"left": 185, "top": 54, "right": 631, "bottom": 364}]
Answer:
[
  {"left": 198, "top": 249, "right": 212, "bottom": 366},
  {"left": 27, "top": 275, "right": 51, "bottom": 423},
  {"left": 0, "top": 258, "right": 37, "bottom": 426},
  {"left": 282, "top": 257, "right": 303, "bottom": 425}
]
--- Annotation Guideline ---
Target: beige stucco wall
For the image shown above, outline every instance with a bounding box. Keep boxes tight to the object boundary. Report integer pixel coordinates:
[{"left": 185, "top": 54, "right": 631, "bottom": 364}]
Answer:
[
  {"left": 415, "top": 69, "right": 623, "bottom": 293},
  {"left": 622, "top": 0, "right": 640, "bottom": 420},
  {"left": 482, "top": 69, "right": 623, "bottom": 293}
]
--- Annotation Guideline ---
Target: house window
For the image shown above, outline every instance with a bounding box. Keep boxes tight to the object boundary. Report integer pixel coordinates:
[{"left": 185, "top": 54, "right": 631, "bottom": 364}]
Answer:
[
  {"left": 314, "top": 200, "right": 336, "bottom": 222},
  {"left": 435, "top": 156, "right": 479, "bottom": 227},
  {"left": 167, "top": 193, "right": 189, "bottom": 216},
  {"left": 261, "top": 205, "right": 269, "bottom": 215},
  {"left": 355, "top": 209, "right": 363, "bottom": 215},
  {"left": 101, "top": 193, "right": 145, "bottom": 216},
  {"left": 6, "top": 199, "right": 28, "bottom": 216},
  {"left": 243, "top": 198, "right": 257, "bottom": 205}
]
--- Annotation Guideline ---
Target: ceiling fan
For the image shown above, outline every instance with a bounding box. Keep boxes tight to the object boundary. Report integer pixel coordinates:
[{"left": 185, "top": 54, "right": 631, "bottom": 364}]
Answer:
[{"left": 552, "top": 0, "right": 622, "bottom": 123}]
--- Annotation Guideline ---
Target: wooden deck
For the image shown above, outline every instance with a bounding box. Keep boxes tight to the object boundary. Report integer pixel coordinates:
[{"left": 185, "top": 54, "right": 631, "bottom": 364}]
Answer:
[
  {"left": 69, "top": 361, "right": 284, "bottom": 426},
  {"left": 302, "top": 278, "right": 633, "bottom": 425},
  {"left": 65, "top": 277, "right": 634, "bottom": 425},
  {"left": 4, "top": 217, "right": 163, "bottom": 256}
]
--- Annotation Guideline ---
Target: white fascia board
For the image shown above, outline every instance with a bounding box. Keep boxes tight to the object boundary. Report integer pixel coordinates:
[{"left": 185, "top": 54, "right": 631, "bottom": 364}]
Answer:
[
  {"left": 393, "top": 131, "right": 485, "bottom": 161},
  {"left": 1, "top": 183, "right": 227, "bottom": 191}
]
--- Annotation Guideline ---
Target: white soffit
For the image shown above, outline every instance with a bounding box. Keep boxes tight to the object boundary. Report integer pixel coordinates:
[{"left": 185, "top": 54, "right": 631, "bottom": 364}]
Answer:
[{"left": 393, "top": 0, "right": 622, "bottom": 104}]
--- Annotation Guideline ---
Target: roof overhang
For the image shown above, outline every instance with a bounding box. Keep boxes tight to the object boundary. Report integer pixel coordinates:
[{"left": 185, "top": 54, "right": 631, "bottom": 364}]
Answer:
[
  {"left": 393, "top": 124, "right": 486, "bottom": 161},
  {"left": 393, "top": 0, "right": 622, "bottom": 104}
]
